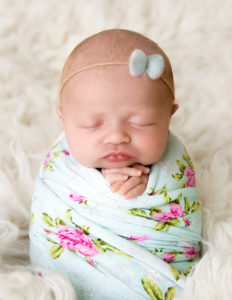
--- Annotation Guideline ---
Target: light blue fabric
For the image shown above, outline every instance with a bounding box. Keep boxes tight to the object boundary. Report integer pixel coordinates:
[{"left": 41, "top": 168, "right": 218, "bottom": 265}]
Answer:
[
  {"left": 129, "top": 49, "right": 165, "bottom": 79},
  {"left": 29, "top": 132, "right": 201, "bottom": 300}
]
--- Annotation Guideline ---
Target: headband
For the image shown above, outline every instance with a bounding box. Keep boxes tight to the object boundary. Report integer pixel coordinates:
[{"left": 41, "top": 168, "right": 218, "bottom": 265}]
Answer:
[{"left": 60, "top": 49, "right": 175, "bottom": 99}]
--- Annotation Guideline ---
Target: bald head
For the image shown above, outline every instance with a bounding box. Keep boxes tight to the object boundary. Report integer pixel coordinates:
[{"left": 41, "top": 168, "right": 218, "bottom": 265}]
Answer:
[
  {"left": 59, "top": 29, "right": 176, "bottom": 107},
  {"left": 60, "top": 29, "right": 174, "bottom": 98}
]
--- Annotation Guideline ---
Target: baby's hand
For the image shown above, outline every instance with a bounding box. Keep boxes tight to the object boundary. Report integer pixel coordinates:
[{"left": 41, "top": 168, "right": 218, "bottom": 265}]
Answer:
[{"left": 101, "top": 164, "right": 150, "bottom": 199}]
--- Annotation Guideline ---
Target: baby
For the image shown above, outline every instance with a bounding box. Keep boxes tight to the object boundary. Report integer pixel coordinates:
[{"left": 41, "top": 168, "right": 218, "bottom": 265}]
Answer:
[
  {"left": 57, "top": 29, "right": 178, "bottom": 199},
  {"left": 30, "top": 29, "right": 201, "bottom": 300}
]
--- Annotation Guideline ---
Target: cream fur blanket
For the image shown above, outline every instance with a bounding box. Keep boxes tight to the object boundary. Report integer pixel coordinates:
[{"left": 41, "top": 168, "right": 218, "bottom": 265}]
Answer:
[{"left": 0, "top": 1, "right": 232, "bottom": 299}]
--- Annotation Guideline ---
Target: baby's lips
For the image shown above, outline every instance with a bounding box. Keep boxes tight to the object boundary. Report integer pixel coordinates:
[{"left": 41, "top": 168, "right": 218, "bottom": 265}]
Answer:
[{"left": 102, "top": 152, "right": 134, "bottom": 162}]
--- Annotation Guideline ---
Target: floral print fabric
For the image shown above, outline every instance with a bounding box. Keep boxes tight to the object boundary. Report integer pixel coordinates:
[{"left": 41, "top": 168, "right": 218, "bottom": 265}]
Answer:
[{"left": 29, "top": 132, "right": 201, "bottom": 300}]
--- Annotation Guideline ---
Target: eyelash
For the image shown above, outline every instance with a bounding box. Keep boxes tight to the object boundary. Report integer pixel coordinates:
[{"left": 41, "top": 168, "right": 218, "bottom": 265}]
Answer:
[
  {"left": 80, "top": 123, "right": 103, "bottom": 129},
  {"left": 130, "top": 123, "right": 156, "bottom": 127},
  {"left": 79, "top": 122, "right": 156, "bottom": 129}
]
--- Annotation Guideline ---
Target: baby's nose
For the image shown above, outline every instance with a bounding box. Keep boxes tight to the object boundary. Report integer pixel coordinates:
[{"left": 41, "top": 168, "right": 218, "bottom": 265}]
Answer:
[{"left": 103, "top": 126, "right": 130, "bottom": 145}]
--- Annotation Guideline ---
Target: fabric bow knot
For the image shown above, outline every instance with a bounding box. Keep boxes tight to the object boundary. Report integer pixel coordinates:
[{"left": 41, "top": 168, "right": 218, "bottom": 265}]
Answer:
[{"left": 129, "top": 49, "right": 165, "bottom": 80}]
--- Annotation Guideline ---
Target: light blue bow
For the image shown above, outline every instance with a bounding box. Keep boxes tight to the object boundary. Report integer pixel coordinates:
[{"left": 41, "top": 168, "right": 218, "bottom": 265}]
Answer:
[{"left": 129, "top": 49, "right": 165, "bottom": 80}]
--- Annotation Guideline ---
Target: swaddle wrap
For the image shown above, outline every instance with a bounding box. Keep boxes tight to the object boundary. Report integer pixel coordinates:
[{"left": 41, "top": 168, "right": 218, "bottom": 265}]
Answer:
[{"left": 29, "top": 132, "right": 201, "bottom": 300}]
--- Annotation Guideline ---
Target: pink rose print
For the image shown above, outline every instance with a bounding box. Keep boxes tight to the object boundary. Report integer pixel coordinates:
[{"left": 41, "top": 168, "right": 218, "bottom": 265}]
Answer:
[
  {"left": 182, "top": 246, "right": 199, "bottom": 258},
  {"left": 184, "top": 166, "right": 196, "bottom": 187},
  {"left": 152, "top": 212, "right": 173, "bottom": 222},
  {"left": 62, "top": 150, "right": 70, "bottom": 155},
  {"left": 44, "top": 228, "right": 52, "bottom": 234},
  {"left": 129, "top": 235, "right": 150, "bottom": 241},
  {"left": 69, "top": 194, "right": 86, "bottom": 203},
  {"left": 184, "top": 219, "right": 191, "bottom": 226},
  {"left": 153, "top": 203, "right": 185, "bottom": 222},
  {"left": 56, "top": 225, "right": 99, "bottom": 257},
  {"left": 170, "top": 203, "right": 185, "bottom": 218},
  {"left": 43, "top": 152, "right": 51, "bottom": 169},
  {"left": 163, "top": 253, "right": 175, "bottom": 263}
]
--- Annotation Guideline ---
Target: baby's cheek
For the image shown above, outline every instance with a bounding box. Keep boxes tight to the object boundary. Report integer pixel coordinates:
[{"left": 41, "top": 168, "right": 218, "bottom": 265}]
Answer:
[{"left": 136, "top": 133, "right": 168, "bottom": 164}]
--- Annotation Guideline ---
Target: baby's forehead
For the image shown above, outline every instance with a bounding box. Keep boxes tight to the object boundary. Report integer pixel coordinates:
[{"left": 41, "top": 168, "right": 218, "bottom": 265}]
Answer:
[{"left": 64, "top": 66, "right": 172, "bottom": 113}]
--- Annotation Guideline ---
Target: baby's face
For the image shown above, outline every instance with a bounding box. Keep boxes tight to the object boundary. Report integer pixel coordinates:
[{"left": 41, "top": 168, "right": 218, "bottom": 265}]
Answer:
[{"left": 58, "top": 67, "right": 176, "bottom": 168}]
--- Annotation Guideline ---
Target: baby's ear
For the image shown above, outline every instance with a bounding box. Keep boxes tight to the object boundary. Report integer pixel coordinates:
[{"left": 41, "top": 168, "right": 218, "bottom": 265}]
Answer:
[
  {"left": 171, "top": 103, "right": 179, "bottom": 115},
  {"left": 56, "top": 106, "right": 63, "bottom": 119}
]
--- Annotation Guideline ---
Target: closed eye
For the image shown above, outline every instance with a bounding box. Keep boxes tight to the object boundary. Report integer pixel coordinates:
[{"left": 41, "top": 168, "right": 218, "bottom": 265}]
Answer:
[
  {"left": 130, "top": 122, "right": 157, "bottom": 127},
  {"left": 78, "top": 121, "right": 103, "bottom": 129}
]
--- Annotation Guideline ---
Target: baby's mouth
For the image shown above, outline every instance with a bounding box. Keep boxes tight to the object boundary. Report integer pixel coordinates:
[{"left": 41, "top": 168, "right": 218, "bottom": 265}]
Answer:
[{"left": 102, "top": 152, "right": 133, "bottom": 162}]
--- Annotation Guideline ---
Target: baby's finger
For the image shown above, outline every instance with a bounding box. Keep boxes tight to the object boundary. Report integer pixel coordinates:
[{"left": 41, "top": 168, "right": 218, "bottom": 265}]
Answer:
[
  {"left": 117, "top": 176, "right": 143, "bottom": 195},
  {"left": 132, "top": 164, "right": 150, "bottom": 174},
  {"left": 102, "top": 167, "right": 142, "bottom": 177},
  {"left": 110, "top": 181, "right": 125, "bottom": 193},
  {"left": 124, "top": 183, "right": 147, "bottom": 199},
  {"left": 103, "top": 173, "right": 128, "bottom": 184}
]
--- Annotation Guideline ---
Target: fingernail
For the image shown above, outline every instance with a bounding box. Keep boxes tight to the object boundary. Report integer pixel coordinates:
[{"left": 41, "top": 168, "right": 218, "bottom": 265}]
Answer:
[{"left": 136, "top": 170, "right": 142, "bottom": 175}]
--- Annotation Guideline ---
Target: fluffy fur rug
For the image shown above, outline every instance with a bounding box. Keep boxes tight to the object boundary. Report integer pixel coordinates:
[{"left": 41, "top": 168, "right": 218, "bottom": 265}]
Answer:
[{"left": 0, "top": 0, "right": 232, "bottom": 299}]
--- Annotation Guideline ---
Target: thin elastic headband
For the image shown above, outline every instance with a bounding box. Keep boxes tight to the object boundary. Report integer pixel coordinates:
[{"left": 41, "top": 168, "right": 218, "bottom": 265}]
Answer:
[{"left": 60, "top": 49, "right": 175, "bottom": 99}]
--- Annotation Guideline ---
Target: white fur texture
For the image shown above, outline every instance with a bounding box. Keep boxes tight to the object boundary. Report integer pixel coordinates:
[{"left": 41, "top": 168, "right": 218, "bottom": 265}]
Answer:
[{"left": 0, "top": 0, "right": 232, "bottom": 299}]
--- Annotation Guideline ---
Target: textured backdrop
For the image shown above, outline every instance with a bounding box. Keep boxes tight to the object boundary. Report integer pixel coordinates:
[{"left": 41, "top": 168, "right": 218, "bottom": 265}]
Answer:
[{"left": 0, "top": 0, "right": 232, "bottom": 299}]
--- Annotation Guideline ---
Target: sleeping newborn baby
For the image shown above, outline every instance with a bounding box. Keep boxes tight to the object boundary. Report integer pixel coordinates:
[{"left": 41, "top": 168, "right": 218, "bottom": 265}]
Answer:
[{"left": 29, "top": 29, "right": 201, "bottom": 300}]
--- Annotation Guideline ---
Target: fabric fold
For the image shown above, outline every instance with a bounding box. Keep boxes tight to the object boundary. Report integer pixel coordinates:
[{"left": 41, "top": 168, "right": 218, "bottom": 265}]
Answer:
[{"left": 30, "top": 132, "right": 201, "bottom": 300}]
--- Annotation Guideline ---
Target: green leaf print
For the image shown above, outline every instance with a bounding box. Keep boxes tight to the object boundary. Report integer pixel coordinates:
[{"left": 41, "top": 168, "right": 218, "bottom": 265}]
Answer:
[
  {"left": 172, "top": 193, "right": 182, "bottom": 204},
  {"left": 46, "top": 237, "right": 58, "bottom": 244},
  {"left": 184, "top": 197, "right": 191, "bottom": 214},
  {"left": 182, "top": 152, "right": 191, "bottom": 166},
  {"left": 55, "top": 218, "right": 67, "bottom": 227},
  {"left": 30, "top": 213, "right": 34, "bottom": 223},
  {"left": 42, "top": 213, "right": 54, "bottom": 227},
  {"left": 93, "top": 241, "right": 105, "bottom": 254},
  {"left": 165, "top": 287, "right": 176, "bottom": 300},
  {"left": 155, "top": 185, "right": 167, "bottom": 195},
  {"left": 149, "top": 206, "right": 162, "bottom": 216},
  {"left": 183, "top": 150, "right": 194, "bottom": 169},
  {"left": 169, "top": 265, "right": 181, "bottom": 281},
  {"left": 48, "top": 164, "right": 54, "bottom": 171},
  {"left": 163, "top": 193, "right": 171, "bottom": 204},
  {"left": 105, "top": 245, "right": 131, "bottom": 258},
  {"left": 126, "top": 208, "right": 147, "bottom": 217},
  {"left": 81, "top": 225, "right": 90, "bottom": 235},
  {"left": 141, "top": 276, "right": 163, "bottom": 300},
  {"left": 177, "top": 193, "right": 182, "bottom": 202},
  {"left": 65, "top": 209, "right": 72, "bottom": 221},
  {"left": 51, "top": 142, "right": 59, "bottom": 150},
  {"left": 191, "top": 202, "right": 200, "bottom": 213},
  {"left": 95, "top": 239, "right": 107, "bottom": 246},
  {"left": 49, "top": 245, "right": 64, "bottom": 259},
  {"left": 176, "top": 160, "right": 185, "bottom": 173},
  {"left": 95, "top": 239, "right": 131, "bottom": 258},
  {"left": 183, "top": 266, "right": 192, "bottom": 276},
  {"left": 52, "top": 151, "right": 60, "bottom": 159},
  {"left": 153, "top": 222, "right": 170, "bottom": 232},
  {"left": 166, "top": 218, "right": 180, "bottom": 227},
  {"left": 172, "top": 173, "right": 183, "bottom": 181}
]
